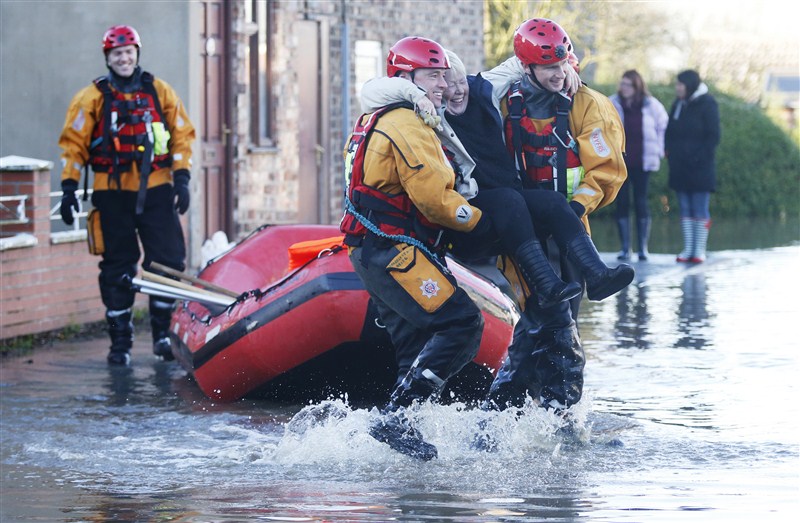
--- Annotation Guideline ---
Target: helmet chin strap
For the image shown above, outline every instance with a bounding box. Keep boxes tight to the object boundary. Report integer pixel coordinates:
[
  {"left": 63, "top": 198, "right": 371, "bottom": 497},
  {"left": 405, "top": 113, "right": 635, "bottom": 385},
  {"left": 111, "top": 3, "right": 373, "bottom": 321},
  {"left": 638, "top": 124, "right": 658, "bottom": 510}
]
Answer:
[
  {"left": 106, "top": 65, "right": 142, "bottom": 92},
  {"left": 528, "top": 64, "right": 546, "bottom": 91}
]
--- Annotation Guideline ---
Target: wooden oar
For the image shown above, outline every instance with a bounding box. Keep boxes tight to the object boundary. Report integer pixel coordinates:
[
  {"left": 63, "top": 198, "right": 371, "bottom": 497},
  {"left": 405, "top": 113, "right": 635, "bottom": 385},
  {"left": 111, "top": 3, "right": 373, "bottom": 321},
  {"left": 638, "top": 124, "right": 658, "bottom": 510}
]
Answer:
[
  {"left": 149, "top": 261, "right": 240, "bottom": 298},
  {"left": 141, "top": 270, "right": 231, "bottom": 300},
  {"left": 131, "top": 277, "right": 234, "bottom": 311}
]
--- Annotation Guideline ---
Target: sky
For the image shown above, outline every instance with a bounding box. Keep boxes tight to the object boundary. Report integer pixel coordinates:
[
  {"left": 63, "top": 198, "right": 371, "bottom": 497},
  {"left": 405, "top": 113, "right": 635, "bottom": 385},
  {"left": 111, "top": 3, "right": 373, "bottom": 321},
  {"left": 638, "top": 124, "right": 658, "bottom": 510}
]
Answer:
[{"left": 653, "top": 0, "right": 800, "bottom": 40}]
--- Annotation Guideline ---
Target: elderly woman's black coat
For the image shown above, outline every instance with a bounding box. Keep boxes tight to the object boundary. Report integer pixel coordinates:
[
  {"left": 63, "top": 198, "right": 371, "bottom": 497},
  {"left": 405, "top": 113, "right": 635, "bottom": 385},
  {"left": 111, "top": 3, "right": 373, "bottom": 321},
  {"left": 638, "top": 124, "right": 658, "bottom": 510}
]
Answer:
[{"left": 665, "top": 90, "right": 720, "bottom": 192}]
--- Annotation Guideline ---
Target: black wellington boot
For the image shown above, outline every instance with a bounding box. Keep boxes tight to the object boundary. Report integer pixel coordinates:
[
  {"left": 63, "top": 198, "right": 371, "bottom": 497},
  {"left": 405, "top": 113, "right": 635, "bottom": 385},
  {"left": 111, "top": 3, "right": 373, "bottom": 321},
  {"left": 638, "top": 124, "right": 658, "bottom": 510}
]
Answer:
[
  {"left": 616, "top": 217, "right": 631, "bottom": 260},
  {"left": 369, "top": 370, "right": 441, "bottom": 461},
  {"left": 566, "top": 234, "right": 634, "bottom": 301},
  {"left": 515, "top": 239, "right": 582, "bottom": 309},
  {"left": 106, "top": 309, "right": 133, "bottom": 366},
  {"left": 637, "top": 217, "right": 651, "bottom": 261},
  {"left": 149, "top": 299, "right": 175, "bottom": 361}
]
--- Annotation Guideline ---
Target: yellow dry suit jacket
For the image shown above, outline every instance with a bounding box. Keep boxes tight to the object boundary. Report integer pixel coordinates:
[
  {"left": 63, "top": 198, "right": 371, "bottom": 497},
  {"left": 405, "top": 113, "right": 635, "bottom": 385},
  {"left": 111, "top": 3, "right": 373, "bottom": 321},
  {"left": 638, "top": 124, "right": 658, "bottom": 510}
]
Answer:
[
  {"left": 356, "top": 107, "right": 483, "bottom": 234},
  {"left": 483, "top": 58, "right": 627, "bottom": 233},
  {"left": 511, "top": 85, "right": 628, "bottom": 221},
  {"left": 58, "top": 75, "right": 195, "bottom": 192}
]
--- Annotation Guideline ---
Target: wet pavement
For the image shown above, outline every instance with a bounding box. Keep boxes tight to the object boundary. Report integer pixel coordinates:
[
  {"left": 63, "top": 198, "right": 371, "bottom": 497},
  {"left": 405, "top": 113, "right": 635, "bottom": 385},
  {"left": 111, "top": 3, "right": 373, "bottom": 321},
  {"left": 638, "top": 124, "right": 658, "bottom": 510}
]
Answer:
[{"left": 2, "top": 247, "right": 799, "bottom": 522}]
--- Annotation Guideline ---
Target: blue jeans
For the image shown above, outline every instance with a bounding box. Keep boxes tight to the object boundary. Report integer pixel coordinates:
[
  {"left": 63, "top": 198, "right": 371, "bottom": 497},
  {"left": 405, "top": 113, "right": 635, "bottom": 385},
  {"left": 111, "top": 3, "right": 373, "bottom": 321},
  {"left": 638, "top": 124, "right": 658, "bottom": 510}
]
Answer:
[{"left": 677, "top": 191, "right": 711, "bottom": 220}]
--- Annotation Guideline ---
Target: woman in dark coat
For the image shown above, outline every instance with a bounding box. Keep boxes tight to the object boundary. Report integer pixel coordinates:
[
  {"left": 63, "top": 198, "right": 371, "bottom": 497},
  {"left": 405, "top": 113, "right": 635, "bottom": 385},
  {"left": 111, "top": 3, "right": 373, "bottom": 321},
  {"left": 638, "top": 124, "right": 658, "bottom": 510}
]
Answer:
[{"left": 665, "top": 69, "right": 720, "bottom": 263}]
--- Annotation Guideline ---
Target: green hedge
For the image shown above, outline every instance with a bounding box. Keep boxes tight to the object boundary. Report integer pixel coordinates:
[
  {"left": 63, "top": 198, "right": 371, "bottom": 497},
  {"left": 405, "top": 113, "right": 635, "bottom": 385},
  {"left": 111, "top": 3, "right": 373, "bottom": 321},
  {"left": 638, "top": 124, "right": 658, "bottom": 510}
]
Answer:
[{"left": 592, "top": 83, "right": 800, "bottom": 219}]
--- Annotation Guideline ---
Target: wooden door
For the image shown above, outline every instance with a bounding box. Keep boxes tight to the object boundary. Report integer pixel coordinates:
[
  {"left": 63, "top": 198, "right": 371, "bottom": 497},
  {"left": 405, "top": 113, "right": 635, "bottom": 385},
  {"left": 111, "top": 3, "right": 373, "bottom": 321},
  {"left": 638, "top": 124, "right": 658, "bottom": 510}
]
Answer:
[
  {"left": 296, "top": 19, "right": 330, "bottom": 224},
  {"left": 199, "top": 0, "right": 232, "bottom": 237}
]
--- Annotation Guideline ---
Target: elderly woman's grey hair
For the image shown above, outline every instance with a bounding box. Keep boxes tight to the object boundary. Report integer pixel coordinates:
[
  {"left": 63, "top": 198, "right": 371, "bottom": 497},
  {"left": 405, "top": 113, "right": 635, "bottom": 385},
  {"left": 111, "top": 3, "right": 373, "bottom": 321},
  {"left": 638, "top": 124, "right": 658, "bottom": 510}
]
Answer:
[{"left": 444, "top": 49, "right": 467, "bottom": 78}]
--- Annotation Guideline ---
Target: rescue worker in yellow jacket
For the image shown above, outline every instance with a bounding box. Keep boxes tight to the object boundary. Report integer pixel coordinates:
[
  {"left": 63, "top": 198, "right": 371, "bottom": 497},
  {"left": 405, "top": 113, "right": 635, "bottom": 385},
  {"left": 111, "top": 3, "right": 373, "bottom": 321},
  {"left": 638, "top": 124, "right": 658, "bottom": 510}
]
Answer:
[
  {"left": 478, "top": 18, "right": 628, "bottom": 422},
  {"left": 58, "top": 25, "right": 196, "bottom": 366},
  {"left": 340, "top": 36, "right": 487, "bottom": 460}
]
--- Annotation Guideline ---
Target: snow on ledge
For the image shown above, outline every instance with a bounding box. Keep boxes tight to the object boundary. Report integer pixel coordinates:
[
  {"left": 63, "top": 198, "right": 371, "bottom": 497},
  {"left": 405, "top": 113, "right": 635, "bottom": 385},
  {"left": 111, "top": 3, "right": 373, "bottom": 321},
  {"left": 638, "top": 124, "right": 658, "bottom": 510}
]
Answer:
[
  {"left": 0, "top": 233, "right": 38, "bottom": 251},
  {"left": 0, "top": 155, "right": 54, "bottom": 171}
]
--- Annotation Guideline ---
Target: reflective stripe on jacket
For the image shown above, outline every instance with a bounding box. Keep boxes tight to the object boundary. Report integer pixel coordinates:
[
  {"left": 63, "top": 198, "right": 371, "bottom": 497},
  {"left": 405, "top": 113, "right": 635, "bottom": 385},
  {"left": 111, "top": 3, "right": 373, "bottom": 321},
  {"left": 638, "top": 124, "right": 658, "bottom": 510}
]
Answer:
[
  {"left": 58, "top": 71, "right": 195, "bottom": 192},
  {"left": 500, "top": 83, "right": 627, "bottom": 231},
  {"left": 340, "top": 106, "right": 482, "bottom": 244}
]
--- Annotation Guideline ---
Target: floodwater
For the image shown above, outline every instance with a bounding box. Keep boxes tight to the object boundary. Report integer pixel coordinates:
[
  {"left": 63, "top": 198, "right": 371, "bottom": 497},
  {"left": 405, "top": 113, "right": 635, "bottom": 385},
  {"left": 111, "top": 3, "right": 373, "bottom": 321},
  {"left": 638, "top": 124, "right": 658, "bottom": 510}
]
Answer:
[{"left": 2, "top": 245, "right": 799, "bottom": 522}]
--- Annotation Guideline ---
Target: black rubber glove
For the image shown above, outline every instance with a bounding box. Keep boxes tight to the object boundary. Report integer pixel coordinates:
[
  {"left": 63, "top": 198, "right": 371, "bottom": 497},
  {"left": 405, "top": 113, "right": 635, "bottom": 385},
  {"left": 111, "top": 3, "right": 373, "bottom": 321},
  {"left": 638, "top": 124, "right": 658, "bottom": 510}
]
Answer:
[
  {"left": 59, "top": 179, "right": 80, "bottom": 225},
  {"left": 569, "top": 200, "right": 585, "bottom": 218},
  {"left": 173, "top": 169, "right": 190, "bottom": 214}
]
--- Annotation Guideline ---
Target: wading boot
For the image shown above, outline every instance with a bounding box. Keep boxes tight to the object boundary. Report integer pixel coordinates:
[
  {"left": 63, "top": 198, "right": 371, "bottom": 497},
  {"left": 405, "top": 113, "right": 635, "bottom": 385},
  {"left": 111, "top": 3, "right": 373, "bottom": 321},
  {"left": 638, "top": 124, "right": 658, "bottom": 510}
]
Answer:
[
  {"left": 106, "top": 309, "right": 133, "bottom": 366},
  {"left": 566, "top": 234, "right": 634, "bottom": 301},
  {"left": 369, "top": 369, "right": 442, "bottom": 461},
  {"left": 676, "top": 218, "right": 695, "bottom": 263},
  {"left": 637, "top": 217, "right": 651, "bottom": 261},
  {"left": 369, "top": 408, "right": 438, "bottom": 461},
  {"left": 690, "top": 219, "right": 710, "bottom": 263},
  {"left": 515, "top": 239, "right": 582, "bottom": 309},
  {"left": 150, "top": 298, "right": 175, "bottom": 361},
  {"left": 616, "top": 217, "right": 631, "bottom": 261},
  {"left": 470, "top": 416, "right": 499, "bottom": 453}
]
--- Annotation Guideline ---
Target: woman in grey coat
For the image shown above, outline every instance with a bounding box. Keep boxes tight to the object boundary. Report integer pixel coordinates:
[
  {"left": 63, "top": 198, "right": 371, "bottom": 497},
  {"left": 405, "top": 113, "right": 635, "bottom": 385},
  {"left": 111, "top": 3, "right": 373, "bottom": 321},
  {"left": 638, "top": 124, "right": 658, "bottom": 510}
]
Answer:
[
  {"left": 610, "top": 70, "right": 668, "bottom": 261},
  {"left": 665, "top": 69, "right": 720, "bottom": 263}
]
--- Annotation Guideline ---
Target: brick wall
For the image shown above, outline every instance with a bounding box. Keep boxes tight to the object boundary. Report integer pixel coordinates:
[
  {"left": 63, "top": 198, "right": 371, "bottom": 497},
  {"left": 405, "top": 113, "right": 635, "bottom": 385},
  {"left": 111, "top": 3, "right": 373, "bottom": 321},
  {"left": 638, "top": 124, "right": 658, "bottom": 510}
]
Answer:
[
  {"left": 1, "top": 160, "right": 105, "bottom": 339},
  {"left": 229, "top": 0, "right": 485, "bottom": 237}
]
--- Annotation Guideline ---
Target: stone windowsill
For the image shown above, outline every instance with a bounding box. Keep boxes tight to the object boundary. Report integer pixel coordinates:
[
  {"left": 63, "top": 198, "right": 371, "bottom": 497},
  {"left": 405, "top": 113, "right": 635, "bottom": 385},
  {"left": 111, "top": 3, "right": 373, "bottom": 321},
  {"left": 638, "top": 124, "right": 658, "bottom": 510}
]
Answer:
[
  {"left": 51, "top": 230, "right": 88, "bottom": 244},
  {"left": 0, "top": 233, "right": 38, "bottom": 251}
]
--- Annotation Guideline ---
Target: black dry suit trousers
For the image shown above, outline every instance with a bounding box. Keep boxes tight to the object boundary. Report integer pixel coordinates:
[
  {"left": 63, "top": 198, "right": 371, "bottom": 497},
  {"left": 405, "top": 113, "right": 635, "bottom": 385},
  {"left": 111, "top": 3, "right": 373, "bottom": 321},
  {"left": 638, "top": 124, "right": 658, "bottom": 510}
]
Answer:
[
  {"left": 349, "top": 241, "right": 484, "bottom": 397},
  {"left": 446, "top": 187, "right": 587, "bottom": 411},
  {"left": 447, "top": 188, "right": 585, "bottom": 260},
  {"left": 92, "top": 184, "right": 186, "bottom": 311}
]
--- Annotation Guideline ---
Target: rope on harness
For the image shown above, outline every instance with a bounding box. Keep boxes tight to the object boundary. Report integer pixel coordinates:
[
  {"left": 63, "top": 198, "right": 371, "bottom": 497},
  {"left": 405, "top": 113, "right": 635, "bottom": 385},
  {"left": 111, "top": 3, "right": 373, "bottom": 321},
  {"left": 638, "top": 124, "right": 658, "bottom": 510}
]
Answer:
[{"left": 343, "top": 193, "right": 450, "bottom": 274}]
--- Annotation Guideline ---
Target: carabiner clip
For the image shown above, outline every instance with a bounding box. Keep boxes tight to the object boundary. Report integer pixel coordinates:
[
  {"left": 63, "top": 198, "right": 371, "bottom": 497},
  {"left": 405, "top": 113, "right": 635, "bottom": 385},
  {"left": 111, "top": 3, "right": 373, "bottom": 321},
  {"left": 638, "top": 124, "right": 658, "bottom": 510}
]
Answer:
[{"left": 551, "top": 126, "right": 576, "bottom": 150}]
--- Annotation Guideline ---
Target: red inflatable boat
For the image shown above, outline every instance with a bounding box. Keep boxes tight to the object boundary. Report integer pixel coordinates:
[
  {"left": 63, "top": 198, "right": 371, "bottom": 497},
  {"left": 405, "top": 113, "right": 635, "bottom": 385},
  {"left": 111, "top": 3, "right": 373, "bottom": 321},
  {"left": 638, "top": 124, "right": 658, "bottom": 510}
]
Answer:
[{"left": 165, "top": 224, "right": 516, "bottom": 403}]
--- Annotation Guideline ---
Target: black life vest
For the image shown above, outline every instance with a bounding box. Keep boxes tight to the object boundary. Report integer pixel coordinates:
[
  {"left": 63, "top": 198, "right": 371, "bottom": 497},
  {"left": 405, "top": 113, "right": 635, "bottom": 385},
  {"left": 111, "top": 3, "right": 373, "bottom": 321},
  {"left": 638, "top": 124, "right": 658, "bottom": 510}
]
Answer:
[
  {"left": 505, "top": 82, "right": 583, "bottom": 198},
  {"left": 339, "top": 104, "right": 445, "bottom": 251},
  {"left": 90, "top": 71, "right": 172, "bottom": 180}
]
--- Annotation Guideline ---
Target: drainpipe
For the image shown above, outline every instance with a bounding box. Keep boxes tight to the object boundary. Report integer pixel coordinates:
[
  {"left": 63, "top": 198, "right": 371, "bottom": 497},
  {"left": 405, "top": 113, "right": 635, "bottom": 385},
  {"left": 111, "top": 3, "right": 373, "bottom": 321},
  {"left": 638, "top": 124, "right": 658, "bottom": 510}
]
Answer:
[{"left": 341, "top": 0, "right": 350, "bottom": 145}]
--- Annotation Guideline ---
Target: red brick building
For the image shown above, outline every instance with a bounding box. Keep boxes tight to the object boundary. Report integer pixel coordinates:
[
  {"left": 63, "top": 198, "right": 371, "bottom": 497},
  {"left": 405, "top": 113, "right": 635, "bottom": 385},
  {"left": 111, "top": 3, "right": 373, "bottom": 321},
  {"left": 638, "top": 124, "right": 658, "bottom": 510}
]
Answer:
[{"left": 0, "top": 1, "right": 485, "bottom": 339}]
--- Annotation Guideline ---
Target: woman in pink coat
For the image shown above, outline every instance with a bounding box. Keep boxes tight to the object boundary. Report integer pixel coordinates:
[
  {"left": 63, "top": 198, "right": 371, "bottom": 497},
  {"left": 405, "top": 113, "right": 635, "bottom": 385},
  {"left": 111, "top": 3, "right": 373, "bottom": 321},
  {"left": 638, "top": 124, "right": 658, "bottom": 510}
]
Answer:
[{"left": 610, "top": 70, "right": 668, "bottom": 261}]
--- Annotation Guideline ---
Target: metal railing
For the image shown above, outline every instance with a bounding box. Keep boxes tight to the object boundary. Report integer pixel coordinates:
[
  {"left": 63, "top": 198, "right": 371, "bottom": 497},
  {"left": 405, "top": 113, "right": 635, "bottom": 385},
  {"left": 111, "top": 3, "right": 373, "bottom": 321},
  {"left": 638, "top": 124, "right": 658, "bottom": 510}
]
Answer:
[
  {"left": 0, "top": 194, "right": 29, "bottom": 224},
  {"left": 48, "top": 189, "right": 93, "bottom": 232}
]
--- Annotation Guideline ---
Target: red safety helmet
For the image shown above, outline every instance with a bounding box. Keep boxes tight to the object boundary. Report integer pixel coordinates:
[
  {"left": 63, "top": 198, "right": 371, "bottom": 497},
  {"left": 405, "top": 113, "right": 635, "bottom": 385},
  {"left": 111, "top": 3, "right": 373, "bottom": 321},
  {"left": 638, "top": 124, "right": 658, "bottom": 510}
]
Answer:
[
  {"left": 513, "top": 18, "right": 573, "bottom": 66},
  {"left": 102, "top": 25, "right": 142, "bottom": 53},
  {"left": 567, "top": 52, "right": 580, "bottom": 74},
  {"left": 386, "top": 36, "right": 450, "bottom": 77}
]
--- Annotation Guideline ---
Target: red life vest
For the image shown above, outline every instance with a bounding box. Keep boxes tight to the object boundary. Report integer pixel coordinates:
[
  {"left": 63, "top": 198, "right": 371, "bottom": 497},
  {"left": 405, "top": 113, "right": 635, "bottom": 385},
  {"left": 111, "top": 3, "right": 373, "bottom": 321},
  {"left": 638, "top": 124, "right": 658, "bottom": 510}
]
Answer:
[
  {"left": 339, "top": 104, "right": 445, "bottom": 251},
  {"left": 90, "top": 71, "right": 172, "bottom": 178},
  {"left": 504, "top": 82, "right": 582, "bottom": 197}
]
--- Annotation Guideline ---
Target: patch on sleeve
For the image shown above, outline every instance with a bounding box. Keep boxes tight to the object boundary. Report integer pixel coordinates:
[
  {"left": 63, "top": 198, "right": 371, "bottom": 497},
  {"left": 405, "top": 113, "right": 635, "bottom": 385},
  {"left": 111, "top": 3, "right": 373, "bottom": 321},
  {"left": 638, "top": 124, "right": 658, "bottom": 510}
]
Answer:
[
  {"left": 71, "top": 109, "right": 85, "bottom": 131},
  {"left": 456, "top": 205, "right": 473, "bottom": 223},
  {"left": 589, "top": 128, "right": 611, "bottom": 158}
]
